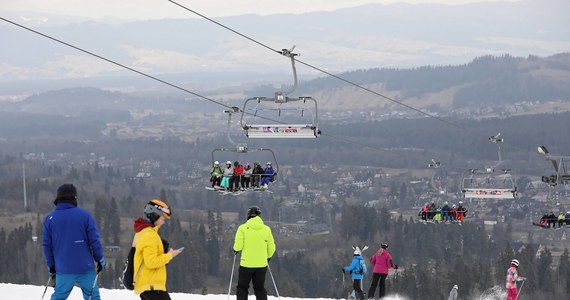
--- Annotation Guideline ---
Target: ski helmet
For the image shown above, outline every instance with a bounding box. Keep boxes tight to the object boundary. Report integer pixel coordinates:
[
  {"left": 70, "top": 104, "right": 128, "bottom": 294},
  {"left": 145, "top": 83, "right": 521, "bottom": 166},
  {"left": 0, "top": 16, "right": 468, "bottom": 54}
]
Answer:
[
  {"left": 214, "top": 161, "right": 219, "bottom": 165},
  {"left": 247, "top": 206, "right": 261, "bottom": 219},
  {"left": 144, "top": 199, "right": 171, "bottom": 225},
  {"left": 226, "top": 161, "right": 232, "bottom": 165},
  {"left": 453, "top": 285, "right": 458, "bottom": 290},
  {"left": 381, "top": 242, "right": 389, "bottom": 249},
  {"left": 511, "top": 259, "right": 520, "bottom": 267}
]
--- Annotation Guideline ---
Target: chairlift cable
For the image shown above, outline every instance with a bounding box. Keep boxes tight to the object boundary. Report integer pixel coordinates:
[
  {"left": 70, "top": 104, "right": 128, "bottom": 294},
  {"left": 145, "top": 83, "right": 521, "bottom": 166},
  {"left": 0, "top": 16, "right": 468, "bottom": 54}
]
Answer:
[
  {"left": 166, "top": 0, "right": 535, "bottom": 155},
  {"left": 0, "top": 17, "right": 387, "bottom": 153},
  {"left": 0, "top": 17, "right": 532, "bottom": 158},
  {"left": 0, "top": 17, "right": 284, "bottom": 126},
  {"left": 166, "top": 0, "right": 485, "bottom": 139}
]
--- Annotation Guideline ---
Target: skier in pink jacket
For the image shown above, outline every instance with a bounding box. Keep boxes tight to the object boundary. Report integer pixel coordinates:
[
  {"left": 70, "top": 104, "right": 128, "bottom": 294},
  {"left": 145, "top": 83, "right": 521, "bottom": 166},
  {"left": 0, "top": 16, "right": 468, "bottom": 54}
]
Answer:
[{"left": 367, "top": 242, "right": 397, "bottom": 299}]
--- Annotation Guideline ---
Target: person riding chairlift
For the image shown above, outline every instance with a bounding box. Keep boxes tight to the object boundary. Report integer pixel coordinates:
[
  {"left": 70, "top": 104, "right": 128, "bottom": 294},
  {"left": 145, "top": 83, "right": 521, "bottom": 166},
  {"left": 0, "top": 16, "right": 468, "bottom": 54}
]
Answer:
[{"left": 260, "top": 162, "right": 275, "bottom": 189}]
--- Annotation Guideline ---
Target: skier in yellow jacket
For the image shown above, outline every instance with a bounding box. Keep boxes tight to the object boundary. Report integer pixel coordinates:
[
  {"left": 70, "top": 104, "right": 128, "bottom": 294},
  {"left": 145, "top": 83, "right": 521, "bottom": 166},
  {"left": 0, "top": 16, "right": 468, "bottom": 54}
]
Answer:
[
  {"left": 233, "top": 206, "right": 276, "bottom": 300},
  {"left": 133, "top": 200, "right": 184, "bottom": 300}
]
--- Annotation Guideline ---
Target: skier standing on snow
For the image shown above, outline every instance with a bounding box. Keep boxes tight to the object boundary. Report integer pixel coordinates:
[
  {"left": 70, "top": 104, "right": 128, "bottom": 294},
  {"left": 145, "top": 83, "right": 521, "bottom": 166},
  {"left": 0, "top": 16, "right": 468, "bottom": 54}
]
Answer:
[
  {"left": 133, "top": 199, "right": 183, "bottom": 300},
  {"left": 505, "top": 259, "right": 526, "bottom": 300},
  {"left": 447, "top": 284, "right": 458, "bottom": 300},
  {"left": 233, "top": 206, "right": 276, "bottom": 300},
  {"left": 343, "top": 246, "right": 367, "bottom": 300},
  {"left": 42, "top": 183, "right": 106, "bottom": 300},
  {"left": 367, "top": 242, "right": 397, "bottom": 300}
]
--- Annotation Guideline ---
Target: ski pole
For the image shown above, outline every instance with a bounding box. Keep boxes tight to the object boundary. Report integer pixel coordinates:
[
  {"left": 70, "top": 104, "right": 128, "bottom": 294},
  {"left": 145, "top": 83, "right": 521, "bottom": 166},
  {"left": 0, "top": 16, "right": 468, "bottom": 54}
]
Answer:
[
  {"left": 227, "top": 253, "right": 237, "bottom": 300},
  {"left": 268, "top": 264, "right": 280, "bottom": 299},
  {"left": 87, "top": 273, "right": 99, "bottom": 300},
  {"left": 41, "top": 275, "right": 54, "bottom": 300},
  {"left": 515, "top": 280, "right": 525, "bottom": 300}
]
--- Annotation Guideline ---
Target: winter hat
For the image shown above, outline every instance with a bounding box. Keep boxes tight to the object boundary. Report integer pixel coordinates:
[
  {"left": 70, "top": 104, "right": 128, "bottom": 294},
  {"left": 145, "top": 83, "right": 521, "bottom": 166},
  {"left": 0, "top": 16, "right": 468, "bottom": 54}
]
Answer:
[
  {"left": 54, "top": 183, "right": 78, "bottom": 206},
  {"left": 511, "top": 259, "right": 520, "bottom": 267}
]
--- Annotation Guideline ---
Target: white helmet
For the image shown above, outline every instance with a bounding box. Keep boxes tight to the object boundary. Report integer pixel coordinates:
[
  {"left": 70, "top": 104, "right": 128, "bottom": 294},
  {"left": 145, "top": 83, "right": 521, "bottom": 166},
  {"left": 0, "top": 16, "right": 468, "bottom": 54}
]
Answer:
[
  {"left": 226, "top": 161, "right": 232, "bottom": 165},
  {"left": 511, "top": 259, "right": 519, "bottom": 267},
  {"left": 214, "top": 161, "right": 219, "bottom": 165}
]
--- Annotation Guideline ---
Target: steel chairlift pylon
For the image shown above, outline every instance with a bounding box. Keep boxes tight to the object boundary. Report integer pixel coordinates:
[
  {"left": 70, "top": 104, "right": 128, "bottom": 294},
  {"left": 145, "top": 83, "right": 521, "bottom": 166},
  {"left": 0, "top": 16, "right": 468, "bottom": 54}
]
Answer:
[{"left": 537, "top": 145, "right": 570, "bottom": 187}]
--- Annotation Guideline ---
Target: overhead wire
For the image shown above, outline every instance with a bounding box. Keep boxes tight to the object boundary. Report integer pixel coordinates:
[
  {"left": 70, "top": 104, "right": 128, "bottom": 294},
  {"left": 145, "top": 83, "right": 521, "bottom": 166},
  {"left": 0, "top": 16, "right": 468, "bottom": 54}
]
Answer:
[
  {"left": 0, "top": 17, "right": 292, "bottom": 130},
  {"left": 0, "top": 16, "right": 393, "bottom": 154},
  {"left": 165, "top": 0, "right": 489, "bottom": 141},
  {"left": 0, "top": 11, "right": 532, "bottom": 157}
]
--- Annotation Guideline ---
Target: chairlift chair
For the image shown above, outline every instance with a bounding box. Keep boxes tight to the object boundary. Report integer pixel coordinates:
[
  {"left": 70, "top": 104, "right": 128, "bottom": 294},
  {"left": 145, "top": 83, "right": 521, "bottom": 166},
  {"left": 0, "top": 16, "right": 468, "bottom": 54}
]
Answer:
[{"left": 240, "top": 47, "right": 321, "bottom": 139}]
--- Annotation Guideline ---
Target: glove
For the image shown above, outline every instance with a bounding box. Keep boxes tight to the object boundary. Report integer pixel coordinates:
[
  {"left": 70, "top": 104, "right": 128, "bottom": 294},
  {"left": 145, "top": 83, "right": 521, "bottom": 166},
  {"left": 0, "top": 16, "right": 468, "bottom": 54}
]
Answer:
[
  {"left": 342, "top": 268, "right": 346, "bottom": 274},
  {"left": 97, "top": 258, "right": 106, "bottom": 273},
  {"left": 349, "top": 270, "right": 353, "bottom": 274},
  {"left": 233, "top": 250, "right": 239, "bottom": 255},
  {"left": 522, "top": 277, "right": 527, "bottom": 281},
  {"left": 394, "top": 264, "right": 399, "bottom": 270},
  {"left": 267, "top": 257, "right": 271, "bottom": 262},
  {"left": 49, "top": 266, "right": 56, "bottom": 276}
]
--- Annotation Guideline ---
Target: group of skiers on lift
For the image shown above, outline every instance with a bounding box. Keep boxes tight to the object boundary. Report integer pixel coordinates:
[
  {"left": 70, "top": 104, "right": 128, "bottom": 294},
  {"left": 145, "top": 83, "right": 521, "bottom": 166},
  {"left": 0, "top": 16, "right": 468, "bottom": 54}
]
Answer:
[
  {"left": 538, "top": 211, "right": 570, "bottom": 228},
  {"left": 418, "top": 201, "right": 468, "bottom": 223},
  {"left": 210, "top": 160, "right": 276, "bottom": 192}
]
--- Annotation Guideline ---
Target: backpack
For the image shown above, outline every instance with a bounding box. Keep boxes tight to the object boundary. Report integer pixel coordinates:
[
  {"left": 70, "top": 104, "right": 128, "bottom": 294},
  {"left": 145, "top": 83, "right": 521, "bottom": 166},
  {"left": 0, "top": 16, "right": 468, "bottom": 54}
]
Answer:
[
  {"left": 120, "top": 246, "right": 136, "bottom": 290},
  {"left": 355, "top": 257, "right": 367, "bottom": 275},
  {"left": 120, "top": 232, "right": 169, "bottom": 290},
  {"left": 120, "top": 230, "right": 151, "bottom": 290}
]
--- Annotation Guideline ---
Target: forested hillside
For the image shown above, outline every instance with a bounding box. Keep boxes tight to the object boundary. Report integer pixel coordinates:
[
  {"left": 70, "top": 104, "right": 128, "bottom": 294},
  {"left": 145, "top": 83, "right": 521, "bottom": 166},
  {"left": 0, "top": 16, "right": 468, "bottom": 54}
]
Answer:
[
  {"left": 1, "top": 53, "right": 569, "bottom": 299},
  {"left": 251, "top": 53, "right": 570, "bottom": 110}
]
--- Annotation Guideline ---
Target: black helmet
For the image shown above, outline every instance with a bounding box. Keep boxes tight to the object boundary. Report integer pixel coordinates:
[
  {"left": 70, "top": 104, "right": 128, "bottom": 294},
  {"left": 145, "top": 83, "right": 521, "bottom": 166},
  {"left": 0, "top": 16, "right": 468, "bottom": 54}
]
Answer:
[
  {"left": 247, "top": 206, "right": 261, "bottom": 219},
  {"left": 381, "top": 242, "right": 389, "bottom": 249}
]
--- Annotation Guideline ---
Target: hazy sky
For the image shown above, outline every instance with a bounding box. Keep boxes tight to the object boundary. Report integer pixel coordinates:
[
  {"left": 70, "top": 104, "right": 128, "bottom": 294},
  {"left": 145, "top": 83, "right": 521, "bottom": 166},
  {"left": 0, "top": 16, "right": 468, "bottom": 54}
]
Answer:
[{"left": 2, "top": 0, "right": 521, "bottom": 19}]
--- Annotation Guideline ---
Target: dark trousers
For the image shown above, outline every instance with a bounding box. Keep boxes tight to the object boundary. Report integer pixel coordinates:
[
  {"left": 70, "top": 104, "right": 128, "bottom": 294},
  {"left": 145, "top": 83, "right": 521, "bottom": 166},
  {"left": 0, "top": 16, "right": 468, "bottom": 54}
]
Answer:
[
  {"left": 368, "top": 273, "right": 388, "bottom": 299},
  {"left": 237, "top": 266, "right": 267, "bottom": 300},
  {"left": 353, "top": 279, "right": 365, "bottom": 300},
  {"left": 242, "top": 177, "right": 250, "bottom": 188},
  {"left": 140, "top": 290, "right": 171, "bottom": 300}
]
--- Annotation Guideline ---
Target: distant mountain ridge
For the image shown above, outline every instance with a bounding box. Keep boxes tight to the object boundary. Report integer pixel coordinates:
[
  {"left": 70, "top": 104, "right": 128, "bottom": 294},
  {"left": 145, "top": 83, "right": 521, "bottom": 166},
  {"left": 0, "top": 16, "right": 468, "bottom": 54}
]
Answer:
[
  {"left": 1, "top": 0, "right": 568, "bottom": 94},
  {"left": 251, "top": 53, "right": 570, "bottom": 111},
  {"left": 2, "top": 53, "right": 569, "bottom": 116}
]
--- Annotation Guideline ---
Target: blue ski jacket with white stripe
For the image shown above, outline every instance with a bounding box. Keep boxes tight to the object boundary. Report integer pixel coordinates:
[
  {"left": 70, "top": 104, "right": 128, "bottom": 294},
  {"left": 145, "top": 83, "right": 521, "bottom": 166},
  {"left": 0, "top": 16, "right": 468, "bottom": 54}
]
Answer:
[{"left": 42, "top": 203, "right": 104, "bottom": 274}]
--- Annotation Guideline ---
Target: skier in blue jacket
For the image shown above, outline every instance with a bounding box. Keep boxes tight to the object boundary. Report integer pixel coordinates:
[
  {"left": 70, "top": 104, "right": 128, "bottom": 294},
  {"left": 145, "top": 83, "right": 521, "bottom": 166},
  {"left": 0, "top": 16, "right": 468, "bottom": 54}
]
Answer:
[
  {"left": 343, "top": 246, "right": 367, "bottom": 300},
  {"left": 42, "top": 183, "right": 106, "bottom": 300}
]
